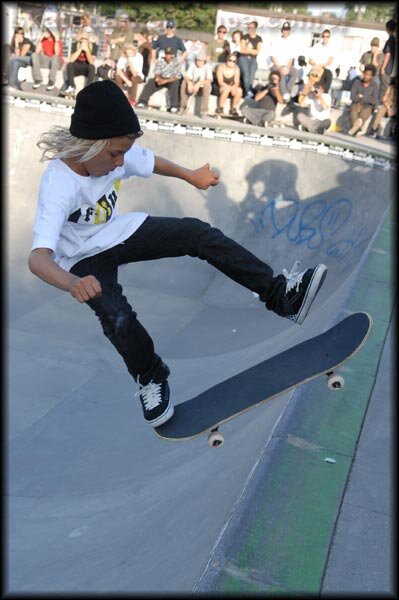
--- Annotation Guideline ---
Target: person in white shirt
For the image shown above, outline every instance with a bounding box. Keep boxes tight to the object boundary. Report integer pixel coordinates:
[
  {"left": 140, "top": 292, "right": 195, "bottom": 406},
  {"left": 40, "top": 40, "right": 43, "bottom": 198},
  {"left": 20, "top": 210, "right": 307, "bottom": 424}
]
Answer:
[
  {"left": 28, "top": 80, "right": 327, "bottom": 429},
  {"left": 296, "top": 81, "right": 332, "bottom": 133},
  {"left": 179, "top": 51, "right": 213, "bottom": 116},
  {"left": 114, "top": 43, "right": 144, "bottom": 106},
  {"left": 308, "top": 29, "right": 334, "bottom": 92},
  {"left": 271, "top": 21, "right": 298, "bottom": 101}
]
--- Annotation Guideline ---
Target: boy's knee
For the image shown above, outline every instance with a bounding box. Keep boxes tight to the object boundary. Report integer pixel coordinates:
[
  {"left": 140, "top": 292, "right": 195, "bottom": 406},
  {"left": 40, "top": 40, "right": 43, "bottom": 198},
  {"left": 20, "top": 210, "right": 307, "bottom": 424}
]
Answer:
[{"left": 101, "top": 309, "right": 136, "bottom": 339}]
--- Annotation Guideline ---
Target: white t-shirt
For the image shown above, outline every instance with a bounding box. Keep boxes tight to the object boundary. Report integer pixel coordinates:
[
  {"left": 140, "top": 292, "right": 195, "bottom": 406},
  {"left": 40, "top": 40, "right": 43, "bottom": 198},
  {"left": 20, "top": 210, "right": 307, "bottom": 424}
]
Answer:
[
  {"left": 184, "top": 62, "right": 213, "bottom": 82},
  {"left": 116, "top": 53, "right": 144, "bottom": 79},
  {"left": 309, "top": 42, "right": 335, "bottom": 66},
  {"left": 31, "top": 145, "right": 154, "bottom": 271},
  {"left": 271, "top": 36, "right": 296, "bottom": 66},
  {"left": 309, "top": 92, "right": 331, "bottom": 120}
]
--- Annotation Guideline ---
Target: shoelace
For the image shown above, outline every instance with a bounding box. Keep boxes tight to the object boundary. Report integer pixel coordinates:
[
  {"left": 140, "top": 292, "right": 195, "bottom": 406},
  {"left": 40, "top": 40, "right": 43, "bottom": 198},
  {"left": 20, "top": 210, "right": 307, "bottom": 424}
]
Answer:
[
  {"left": 282, "top": 260, "right": 305, "bottom": 293},
  {"left": 135, "top": 382, "right": 163, "bottom": 410}
]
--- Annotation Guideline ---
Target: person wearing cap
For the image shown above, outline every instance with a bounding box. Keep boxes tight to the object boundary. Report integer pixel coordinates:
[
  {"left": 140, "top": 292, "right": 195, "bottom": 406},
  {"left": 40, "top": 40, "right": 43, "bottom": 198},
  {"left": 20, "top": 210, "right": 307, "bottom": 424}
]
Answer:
[
  {"left": 271, "top": 21, "right": 297, "bottom": 101},
  {"left": 59, "top": 29, "right": 98, "bottom": 97},
  {"left": 31, "top": 24, "right": 63, "bottom": 91},
  {"left": 238, "top": 20, "right": 263, "bottom": 98},
  {"left": 359, "top": 37, "right": 383, "bottom": 94},
  {"left": 179, "top": 50, "right": 213, "bottom": 116},
  {"left": 137, "top": 46, "right": 183, "bottom": 112},
  {"left": 151, "top": 19, "right": 187, "bottom": 65},
  {"left": 109, "top": 15, "right": 135, "bottom": 61},
  {"left": 308, "top": 29, "right": 335, "bottom": 93},
  {"left": 28, "top": 79, "right": 327, "bottom": 429}
]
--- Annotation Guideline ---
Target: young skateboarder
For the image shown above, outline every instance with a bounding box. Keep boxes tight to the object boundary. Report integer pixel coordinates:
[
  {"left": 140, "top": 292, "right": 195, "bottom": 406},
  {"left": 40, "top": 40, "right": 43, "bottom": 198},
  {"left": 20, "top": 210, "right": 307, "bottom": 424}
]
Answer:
[{"left": 29, "top": 80, "right": 327, "bottom": 428}]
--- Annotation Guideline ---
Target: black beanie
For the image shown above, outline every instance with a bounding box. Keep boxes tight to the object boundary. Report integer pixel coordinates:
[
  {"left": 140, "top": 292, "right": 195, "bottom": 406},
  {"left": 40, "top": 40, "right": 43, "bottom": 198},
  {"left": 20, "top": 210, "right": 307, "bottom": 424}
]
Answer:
[{"left": 70, "top": 80, "right": 142, "bottom": 139}]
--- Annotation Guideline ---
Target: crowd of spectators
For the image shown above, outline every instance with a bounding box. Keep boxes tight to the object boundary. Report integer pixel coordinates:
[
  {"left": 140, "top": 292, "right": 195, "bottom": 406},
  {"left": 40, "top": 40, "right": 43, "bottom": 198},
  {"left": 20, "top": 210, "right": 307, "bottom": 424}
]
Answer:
[{"left": 2, "top": 13, "right": 397, "bottom": 140}]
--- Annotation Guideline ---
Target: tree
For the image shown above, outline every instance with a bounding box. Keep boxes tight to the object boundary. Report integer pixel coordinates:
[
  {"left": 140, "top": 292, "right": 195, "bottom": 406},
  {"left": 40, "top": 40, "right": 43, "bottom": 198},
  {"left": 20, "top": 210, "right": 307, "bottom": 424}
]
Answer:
[{"left": 344, "top": 3, "right": 396, "bottom": 24}]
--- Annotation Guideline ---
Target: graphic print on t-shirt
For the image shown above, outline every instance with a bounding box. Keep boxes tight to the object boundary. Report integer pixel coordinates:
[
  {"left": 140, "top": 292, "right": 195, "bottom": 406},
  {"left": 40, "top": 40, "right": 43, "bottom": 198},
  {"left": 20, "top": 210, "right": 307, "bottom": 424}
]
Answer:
[{"left": 68, "top": 180, "right": 121, "bottom": 224}]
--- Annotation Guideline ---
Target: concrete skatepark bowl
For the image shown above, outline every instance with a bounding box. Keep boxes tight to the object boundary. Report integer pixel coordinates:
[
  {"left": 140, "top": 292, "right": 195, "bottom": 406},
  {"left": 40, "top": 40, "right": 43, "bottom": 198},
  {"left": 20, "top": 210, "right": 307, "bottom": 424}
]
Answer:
[{"left": 6, "top": 100, "right": 394, "bottom": 593}]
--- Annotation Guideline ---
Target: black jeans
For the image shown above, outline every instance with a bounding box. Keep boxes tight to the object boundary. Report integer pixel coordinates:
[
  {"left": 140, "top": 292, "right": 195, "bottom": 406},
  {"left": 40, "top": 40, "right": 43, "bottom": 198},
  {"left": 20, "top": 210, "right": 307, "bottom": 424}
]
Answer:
[
  {"left": 70, "top": 217, "right": 286, "bottom": 385},
  {"left": 137, "top": 78, "right": 181, "bottom": 109},
  {"left": 66, "top": 61, "right": 95, "bottom": 87}
]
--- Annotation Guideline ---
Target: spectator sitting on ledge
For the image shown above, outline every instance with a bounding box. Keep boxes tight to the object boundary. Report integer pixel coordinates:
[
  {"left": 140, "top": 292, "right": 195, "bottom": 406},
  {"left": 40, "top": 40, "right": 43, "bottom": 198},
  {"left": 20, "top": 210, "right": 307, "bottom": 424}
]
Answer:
[
  {"left": 136, "top": 46, "right": 182, "bottom": 113},
  {"left": 347, "top": 63, "right": 379, "bottom": 136},
  {"left": 295, "top": 81, "right": 332, "bottom": 134}
]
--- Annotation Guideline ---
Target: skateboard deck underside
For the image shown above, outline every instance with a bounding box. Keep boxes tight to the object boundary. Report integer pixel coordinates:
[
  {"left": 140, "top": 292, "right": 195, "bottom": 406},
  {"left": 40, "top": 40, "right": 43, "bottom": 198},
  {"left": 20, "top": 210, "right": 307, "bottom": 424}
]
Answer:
[{"left": 155, "top": 312, "right": 372, "bottom": 441}]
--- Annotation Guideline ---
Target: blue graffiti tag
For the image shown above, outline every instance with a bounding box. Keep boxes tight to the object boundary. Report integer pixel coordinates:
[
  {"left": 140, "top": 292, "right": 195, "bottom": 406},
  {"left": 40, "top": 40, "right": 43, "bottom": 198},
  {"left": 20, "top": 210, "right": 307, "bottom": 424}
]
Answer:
[{"left": 248, "top": 197, "right": 368, "bottom": 260}]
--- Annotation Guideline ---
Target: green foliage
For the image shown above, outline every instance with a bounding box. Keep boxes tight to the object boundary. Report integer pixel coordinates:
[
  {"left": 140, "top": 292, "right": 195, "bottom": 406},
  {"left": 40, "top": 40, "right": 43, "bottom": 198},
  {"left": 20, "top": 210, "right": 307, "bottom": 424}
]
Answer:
[
  {"left": 97, "top": 3, "right": 219, "bottom": 33},
  {"left": 344, "top": 3, "right": 396, "bottom": 24}
]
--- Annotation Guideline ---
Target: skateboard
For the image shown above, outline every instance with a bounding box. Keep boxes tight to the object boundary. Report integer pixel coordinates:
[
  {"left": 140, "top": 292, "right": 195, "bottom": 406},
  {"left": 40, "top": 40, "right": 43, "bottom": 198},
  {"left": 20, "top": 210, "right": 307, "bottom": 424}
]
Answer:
[{"left": 155, "top": 312, "right": 372, "bottom": 448}]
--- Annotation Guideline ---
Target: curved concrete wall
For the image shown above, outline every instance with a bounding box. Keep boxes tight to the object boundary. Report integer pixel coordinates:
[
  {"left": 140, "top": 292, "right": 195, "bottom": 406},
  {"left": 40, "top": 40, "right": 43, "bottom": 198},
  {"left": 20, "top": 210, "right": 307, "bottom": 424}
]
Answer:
[{"left": 6, "top": 100, "right": 394, "bottom": 594}]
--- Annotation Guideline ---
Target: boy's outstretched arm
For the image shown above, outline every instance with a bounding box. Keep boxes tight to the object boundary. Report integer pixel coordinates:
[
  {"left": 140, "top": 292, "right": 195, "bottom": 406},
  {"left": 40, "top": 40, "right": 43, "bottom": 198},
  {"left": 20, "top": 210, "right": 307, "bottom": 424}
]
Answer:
[{"left": 153, "top": 156, "right": 220, "bottom": 190}]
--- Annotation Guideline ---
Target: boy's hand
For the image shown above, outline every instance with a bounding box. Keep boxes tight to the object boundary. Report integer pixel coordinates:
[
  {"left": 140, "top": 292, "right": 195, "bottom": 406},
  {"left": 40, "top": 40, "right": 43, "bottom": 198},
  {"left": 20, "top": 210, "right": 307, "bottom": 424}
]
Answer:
[
  {"left": 69, "top": 275, "right": 102, "bottom": 303},
  {"left": 190, "top": 163, "right": 220, "bottom": 190}
]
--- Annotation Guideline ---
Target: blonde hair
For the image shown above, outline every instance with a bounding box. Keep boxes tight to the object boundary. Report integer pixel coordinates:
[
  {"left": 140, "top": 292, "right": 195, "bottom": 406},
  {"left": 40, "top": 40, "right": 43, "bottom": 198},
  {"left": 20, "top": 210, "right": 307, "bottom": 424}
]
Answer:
[{"left": 37, "top": 126, "right": 136, "bottom": 162}]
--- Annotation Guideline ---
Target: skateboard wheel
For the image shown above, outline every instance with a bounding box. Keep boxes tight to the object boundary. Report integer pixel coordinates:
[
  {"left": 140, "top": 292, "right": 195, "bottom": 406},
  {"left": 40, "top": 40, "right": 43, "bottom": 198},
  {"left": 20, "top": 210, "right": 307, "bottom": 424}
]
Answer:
[
  {"left": 208, "top": 431, "right": 224, "bottom": 448},
  {"left": 327, "top": 373, "right": 345, "bottom": 390}
]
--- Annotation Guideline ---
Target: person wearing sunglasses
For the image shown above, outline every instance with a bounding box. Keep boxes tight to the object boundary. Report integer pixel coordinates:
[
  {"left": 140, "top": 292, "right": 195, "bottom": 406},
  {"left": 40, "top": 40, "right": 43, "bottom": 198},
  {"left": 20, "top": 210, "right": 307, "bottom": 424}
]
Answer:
[
  {"left": 213, "top": 52, "right": 243, "bottom": 116},
  {"left": 206, "top": 24, "right": 230, "bottom": 65},
  {"left": 308, "top": 29, "right": 334, "bottom": 93},
  {"left": 29, "top": 79, "right": 327, "bottom": 430}
]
